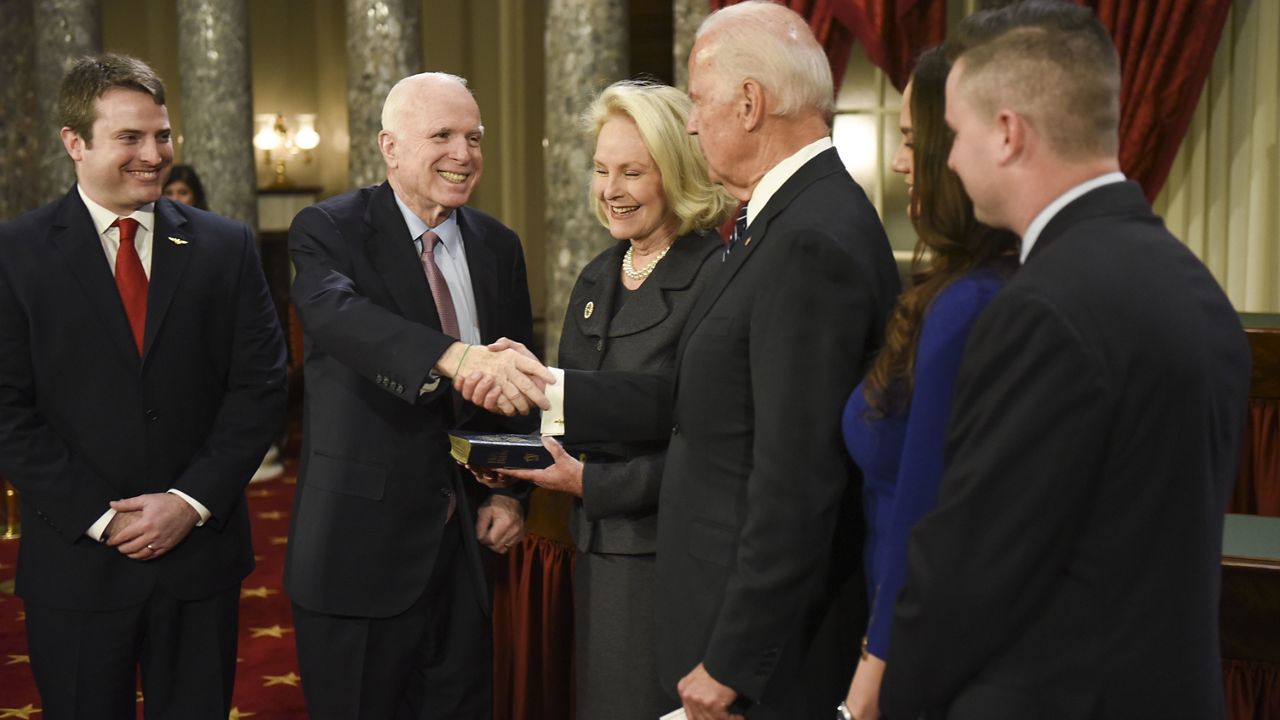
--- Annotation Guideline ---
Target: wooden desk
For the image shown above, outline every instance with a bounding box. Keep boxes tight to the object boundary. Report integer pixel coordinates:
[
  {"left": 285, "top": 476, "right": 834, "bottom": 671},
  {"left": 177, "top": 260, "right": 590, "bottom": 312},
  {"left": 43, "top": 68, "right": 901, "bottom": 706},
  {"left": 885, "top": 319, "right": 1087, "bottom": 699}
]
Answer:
[{"left": 1222, "top": 514, "right": 1280, "bottom": 663}]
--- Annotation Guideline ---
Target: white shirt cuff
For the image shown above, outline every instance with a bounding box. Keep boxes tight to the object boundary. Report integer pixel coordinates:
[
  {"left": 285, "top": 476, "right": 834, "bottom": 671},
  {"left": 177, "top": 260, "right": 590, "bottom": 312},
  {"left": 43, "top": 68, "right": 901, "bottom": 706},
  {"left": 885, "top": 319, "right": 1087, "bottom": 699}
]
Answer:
[
  {"left": 541, "top": 367, "right": 566, "bottom": 436},
  {"left": 168, "top": 489, "right": 211, "bottom": 526},
  {"left": 88, "top": 509, "right": 116, "bottom": 542}
]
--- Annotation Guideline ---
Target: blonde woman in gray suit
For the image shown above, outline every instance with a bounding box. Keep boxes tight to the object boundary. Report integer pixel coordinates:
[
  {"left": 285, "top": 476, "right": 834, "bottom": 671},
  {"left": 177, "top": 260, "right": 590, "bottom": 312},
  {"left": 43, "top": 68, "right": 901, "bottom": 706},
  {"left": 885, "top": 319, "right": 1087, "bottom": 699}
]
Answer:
[{"left": 500, "top": 80, "right": 732, "bottom": 719}]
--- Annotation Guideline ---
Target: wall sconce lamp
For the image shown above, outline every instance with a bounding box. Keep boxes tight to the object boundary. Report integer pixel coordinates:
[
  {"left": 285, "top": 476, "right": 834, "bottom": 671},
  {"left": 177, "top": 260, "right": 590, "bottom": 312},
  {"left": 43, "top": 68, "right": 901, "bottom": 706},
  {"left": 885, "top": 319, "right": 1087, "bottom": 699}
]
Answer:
[{"left": 253, "top": 113, "right": 320, "bottom": 187}]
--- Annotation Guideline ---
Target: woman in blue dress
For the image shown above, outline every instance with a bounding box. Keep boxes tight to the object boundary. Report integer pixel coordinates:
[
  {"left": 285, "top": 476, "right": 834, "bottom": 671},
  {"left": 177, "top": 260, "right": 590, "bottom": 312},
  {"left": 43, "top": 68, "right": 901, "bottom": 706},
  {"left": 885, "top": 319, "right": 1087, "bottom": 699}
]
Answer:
[{"left": 840, "top": 47, "right": 1019, "bottom": 719}]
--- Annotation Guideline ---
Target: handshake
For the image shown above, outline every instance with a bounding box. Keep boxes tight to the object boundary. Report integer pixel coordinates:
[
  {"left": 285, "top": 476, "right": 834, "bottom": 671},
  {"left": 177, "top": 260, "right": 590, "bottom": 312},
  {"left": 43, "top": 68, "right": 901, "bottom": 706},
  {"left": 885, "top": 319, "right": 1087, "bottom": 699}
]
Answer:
[{"left": 435, "top": 338, "right": 555, "bottom": 416}]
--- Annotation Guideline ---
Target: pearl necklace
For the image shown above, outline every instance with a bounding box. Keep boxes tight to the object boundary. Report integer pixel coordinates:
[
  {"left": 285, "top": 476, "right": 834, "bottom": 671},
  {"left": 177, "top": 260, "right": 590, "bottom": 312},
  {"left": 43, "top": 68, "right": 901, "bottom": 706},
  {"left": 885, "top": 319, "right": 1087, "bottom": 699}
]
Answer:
[{"left": 622, "top": 244, "right": 670, "bottom": 280}]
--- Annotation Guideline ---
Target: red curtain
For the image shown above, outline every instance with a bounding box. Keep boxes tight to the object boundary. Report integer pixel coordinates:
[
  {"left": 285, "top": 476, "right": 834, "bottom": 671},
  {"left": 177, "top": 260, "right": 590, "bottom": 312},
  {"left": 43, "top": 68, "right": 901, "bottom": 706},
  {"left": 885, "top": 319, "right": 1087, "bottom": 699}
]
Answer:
[
  {"left": 492, "top": 534, "right": 577, "bottom": 720},
  {"left": 1080, "top": 0, "right": 1233, "bottom": 201},
  {"left": 1225, "top": 659, "right": 1280, "bottom": 720},
  {"left": 1230, "top": 399, "right": 1280, "bottom": 517},
  {"left": 708, "top": 0, "right": 943, "bottom": 93}
]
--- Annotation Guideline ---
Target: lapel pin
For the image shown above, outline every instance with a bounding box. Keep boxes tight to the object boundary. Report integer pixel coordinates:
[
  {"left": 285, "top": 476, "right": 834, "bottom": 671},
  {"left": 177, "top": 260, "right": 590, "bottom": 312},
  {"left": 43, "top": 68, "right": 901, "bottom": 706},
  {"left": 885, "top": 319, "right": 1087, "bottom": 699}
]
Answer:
[
  {"left": 168, "top": 236, "right": 188, "bottom": 245},
  {"left": 584, "top": 301, "right": 594, "bottom": 319}
]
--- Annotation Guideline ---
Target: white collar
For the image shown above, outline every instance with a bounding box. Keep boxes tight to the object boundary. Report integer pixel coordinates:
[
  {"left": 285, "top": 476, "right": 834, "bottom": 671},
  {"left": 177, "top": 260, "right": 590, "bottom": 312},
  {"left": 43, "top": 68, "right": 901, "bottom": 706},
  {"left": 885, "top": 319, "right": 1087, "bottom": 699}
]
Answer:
[
  {"left": 746, "top": 136, "right": 832, "bottom": 227},
  {"left": 77, "top": 185, "right": 156, "bottom": 236},
  {"left": 393, "top": 192, "right": 462, "bottom": 253},
  {"left": 1020, "top": 171, "right": 1126, "bottom": 263}
]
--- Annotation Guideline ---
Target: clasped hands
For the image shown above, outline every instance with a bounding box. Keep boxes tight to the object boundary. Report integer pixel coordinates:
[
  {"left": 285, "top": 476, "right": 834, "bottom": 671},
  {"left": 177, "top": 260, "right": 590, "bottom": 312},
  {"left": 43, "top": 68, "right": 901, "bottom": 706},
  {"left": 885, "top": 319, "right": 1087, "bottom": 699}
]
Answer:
[
  {"left": 437, "top": 339, "right": 552, "bottom": 416},
  {"left": 103, "top": 492, "right": 200, "bottom": 561}
]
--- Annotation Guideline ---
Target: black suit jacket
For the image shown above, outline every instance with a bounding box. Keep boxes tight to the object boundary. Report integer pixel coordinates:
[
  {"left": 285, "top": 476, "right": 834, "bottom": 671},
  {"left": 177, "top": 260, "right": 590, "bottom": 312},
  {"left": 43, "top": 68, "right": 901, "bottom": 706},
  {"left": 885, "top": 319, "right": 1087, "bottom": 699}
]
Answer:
[
  {"left": 881, "top": 181, "right": 1251, "bottom": 719},
  {"left": 284, "top": 182, "right": 534, "bottom": 619},
  {"left": 0, "top": 188, "right": 287, "bottom": 610},
  {"left": 564, "top": 148, "right": 900, "bottom": 715},
  {"left": 559, "top": 231, "right": 721, "bottom": 555}
]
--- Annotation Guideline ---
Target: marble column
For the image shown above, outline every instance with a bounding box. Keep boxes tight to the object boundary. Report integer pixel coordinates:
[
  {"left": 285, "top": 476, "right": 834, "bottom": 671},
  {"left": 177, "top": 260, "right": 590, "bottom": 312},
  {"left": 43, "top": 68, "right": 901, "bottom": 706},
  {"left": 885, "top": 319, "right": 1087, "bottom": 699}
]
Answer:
[
  {"left": 344, "top": 0, "right": 421, "bottom": 189},
  {"left": 177, "top": 0, "right": 257, "bottom": 227},
  {"left": 35, "top": 0, "right": 101, "bottom": 206},
  {"left": 673, "top": 0, "right": 709, "bottom": 91},
  {"left": 0, "top": 1, "right": 39, "bottom": 220},
  {"left": 543, "top": 0, "right": 627, "bottom": 362}
]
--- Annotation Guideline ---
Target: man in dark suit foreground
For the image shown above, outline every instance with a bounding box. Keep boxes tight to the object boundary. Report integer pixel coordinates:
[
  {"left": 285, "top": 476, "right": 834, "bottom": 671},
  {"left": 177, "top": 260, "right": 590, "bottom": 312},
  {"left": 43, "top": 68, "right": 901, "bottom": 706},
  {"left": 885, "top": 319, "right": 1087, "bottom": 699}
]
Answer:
[
  {"left": 0, "top": 54, "right": 287, "bottom": 718},
  {"left": 463, "top": 3, "right": 899, "bottom": 717},
  {"left": 284, "top": 72, "right": 552, "bottom": 719},
  {"left": 881, "top": 4, "right": 1251, "bottom": 718}
]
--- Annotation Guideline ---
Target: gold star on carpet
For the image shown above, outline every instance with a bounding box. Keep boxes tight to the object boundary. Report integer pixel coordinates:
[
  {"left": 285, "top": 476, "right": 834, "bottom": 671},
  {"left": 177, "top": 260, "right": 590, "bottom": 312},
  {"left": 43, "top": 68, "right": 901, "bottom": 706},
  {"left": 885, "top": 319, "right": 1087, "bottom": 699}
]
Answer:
[
  {"left": 228, "top": 708, "right": 256, "bottom": 719},
  {"left": 5, "top": 654, "right": 28, "bottom": 665},
  {"left": 240, "top": 586, "right": 279, "bottom": 599},
  {"left": 283, "top": 476, "right": 297, "bottom": 484},
  {"left": 262, "top": 672, "right": 301, "bottom": 687},
  {"left": 15, "top": 611, "right": 24, "bottom": 621},
  {"left": 253, "top": 555, "right": 265, "bottom": 563},
  {"left": 256, "top": 510, "right": 285, "bottom": 521},
  {"left": 248, "top": 624, "right": 293, "bottom": 639},
  {"left": 136, "top": 690, "right": 144, "bottom": 702},
  {"left": 0, "top": 704, "right": 40, "bottom": 719},
  {"left": 269, "top": 536, "right": 289, "bottom": 546},
  {"left": 247, "top": 488, "right": 274, "bottom": 498}
]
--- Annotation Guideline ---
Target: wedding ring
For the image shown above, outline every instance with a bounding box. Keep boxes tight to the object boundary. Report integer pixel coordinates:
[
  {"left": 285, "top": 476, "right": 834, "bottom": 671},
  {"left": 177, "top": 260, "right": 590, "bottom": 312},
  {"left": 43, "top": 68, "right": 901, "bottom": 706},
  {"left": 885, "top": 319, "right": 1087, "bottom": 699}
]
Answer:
[{"left": 147, "top": 543, "right": 156, "bottom": 550}]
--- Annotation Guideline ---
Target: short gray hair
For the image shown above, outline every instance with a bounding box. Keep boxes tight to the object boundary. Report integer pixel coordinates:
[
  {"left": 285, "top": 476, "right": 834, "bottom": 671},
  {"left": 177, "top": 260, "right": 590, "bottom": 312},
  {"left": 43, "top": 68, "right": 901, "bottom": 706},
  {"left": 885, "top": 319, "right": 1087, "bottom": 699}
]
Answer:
[
  {"left": 381, "top": 72, "right": 471, "bottom": 135},
  {"left": 694, "top": 0, "right": 833, "bottom": 120}
]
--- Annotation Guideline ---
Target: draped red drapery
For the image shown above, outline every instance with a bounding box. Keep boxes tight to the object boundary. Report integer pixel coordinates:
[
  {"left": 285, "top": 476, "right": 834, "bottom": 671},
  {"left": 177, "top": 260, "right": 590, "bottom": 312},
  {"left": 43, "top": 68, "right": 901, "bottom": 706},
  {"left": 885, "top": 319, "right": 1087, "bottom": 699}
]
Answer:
[
  {"left": 1078, "top": 0, "right": 1233, "bottom": 201},
  {"left": 708, "top": 0, "right": 944, "bottom": 93}
]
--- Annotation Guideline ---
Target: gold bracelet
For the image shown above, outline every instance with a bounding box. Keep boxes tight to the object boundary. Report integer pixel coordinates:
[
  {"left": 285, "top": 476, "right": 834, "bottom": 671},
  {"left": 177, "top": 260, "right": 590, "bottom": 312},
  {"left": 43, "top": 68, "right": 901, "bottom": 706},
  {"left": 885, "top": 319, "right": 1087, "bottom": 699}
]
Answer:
[{"left": 454, "top": 344, "right": 472, "bottom": 378}]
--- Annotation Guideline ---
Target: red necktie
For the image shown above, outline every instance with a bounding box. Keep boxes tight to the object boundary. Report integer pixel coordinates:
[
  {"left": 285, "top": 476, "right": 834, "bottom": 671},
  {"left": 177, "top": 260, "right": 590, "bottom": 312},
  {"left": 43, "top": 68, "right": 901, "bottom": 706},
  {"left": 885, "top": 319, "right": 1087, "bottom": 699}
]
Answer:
[
  {"left": 113, "top": 217, "right": 148, "bottom": 354},
  {"left": 420, "top": 231, "right": 460, "bottom": 339}
]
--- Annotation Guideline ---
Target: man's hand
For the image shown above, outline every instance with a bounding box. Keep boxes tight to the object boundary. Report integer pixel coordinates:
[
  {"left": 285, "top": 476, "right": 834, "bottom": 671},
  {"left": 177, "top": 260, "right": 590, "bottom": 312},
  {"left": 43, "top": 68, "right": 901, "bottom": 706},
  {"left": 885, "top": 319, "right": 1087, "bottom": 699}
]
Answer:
[
  {"left": 453, "top": 338, "right": 547, "bottom": 415},
  {"left": 105, "top": 493, "right": 200, "bottom": 560},
  {"left": 844, "top": 653, "right": 886, "bottom": 720},
  {"left": 678, "top": 663, "right": 743, "bottom": 720},
  {"left": 465, "top": 465, "right": 517, "bottom": 489},
  {"left": 498, "top": 437, "right": 583, "bottom": 497},
  {"left": 476, "top": 494, "right": 525, "bottom": 554}
]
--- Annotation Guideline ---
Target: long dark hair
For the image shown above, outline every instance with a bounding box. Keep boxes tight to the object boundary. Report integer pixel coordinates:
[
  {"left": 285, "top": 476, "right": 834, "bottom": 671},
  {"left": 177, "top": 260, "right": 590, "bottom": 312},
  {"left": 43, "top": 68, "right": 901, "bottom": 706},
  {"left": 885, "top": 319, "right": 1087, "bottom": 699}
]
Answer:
[
  {"left": 862, "top": 47, "right": 1018, "bottom": 415},
  {"left": 164, "top": 165, "right": 208, "bottom": 210}
]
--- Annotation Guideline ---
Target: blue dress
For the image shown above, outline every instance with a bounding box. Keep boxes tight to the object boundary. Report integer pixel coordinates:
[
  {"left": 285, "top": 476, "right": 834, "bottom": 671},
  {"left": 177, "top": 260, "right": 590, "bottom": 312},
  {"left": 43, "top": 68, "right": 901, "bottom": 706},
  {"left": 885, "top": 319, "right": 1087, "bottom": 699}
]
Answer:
[{"left": 842, "top": 269, "right": 1007, "bottom": 658}]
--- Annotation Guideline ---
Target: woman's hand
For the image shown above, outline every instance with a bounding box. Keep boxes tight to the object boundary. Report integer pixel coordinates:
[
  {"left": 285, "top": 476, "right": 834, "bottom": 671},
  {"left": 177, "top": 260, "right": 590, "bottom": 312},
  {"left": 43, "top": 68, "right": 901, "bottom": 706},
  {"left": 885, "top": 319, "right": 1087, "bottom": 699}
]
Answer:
[
  {"left": 843, "top": 653, "right": 886, "bottom": 720},
  {"left": 465, "top": 464, "right": 516, "bottom": 489},
  {"left": 498, "top": 436, "right": 585, "bottom": 497}
]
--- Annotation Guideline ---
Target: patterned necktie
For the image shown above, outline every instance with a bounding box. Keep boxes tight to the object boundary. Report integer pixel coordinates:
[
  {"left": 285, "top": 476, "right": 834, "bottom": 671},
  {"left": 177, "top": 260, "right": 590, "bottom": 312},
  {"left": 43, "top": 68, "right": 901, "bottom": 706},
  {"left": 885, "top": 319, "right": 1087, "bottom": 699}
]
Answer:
[
  {"left": 725, "top": 205, "right": 748, "bottom": 261},
  {"left": 113, "top": 217, "right": 147, "bottom": 354},
  {"left": 420, "top": 230, "right": 460, "bottom": 339}
]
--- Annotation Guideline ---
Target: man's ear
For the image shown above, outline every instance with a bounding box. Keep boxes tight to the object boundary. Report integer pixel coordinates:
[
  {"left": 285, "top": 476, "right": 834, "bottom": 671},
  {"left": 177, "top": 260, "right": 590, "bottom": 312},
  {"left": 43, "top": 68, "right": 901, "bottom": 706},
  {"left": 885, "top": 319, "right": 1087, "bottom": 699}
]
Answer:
[
  {"left": 994, "top": 109, "right": 1026, "bottom": 166},
  {"left": 740, "top": 79, "right": 766, "bottom": 133},
  {"left": 377, "top": 131, "right": 397, "bottom": 168},
  {"left": 60, "top": 127, "right": 85, "bottom": 162}
]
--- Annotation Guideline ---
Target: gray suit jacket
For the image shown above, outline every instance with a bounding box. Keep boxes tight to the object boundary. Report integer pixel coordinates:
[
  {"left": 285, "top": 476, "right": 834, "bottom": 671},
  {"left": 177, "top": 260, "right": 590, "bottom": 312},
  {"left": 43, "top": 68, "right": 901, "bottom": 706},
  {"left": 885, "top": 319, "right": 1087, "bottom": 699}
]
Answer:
[{"left": 558, "top": 231, "right": 721, "bottom": 555}]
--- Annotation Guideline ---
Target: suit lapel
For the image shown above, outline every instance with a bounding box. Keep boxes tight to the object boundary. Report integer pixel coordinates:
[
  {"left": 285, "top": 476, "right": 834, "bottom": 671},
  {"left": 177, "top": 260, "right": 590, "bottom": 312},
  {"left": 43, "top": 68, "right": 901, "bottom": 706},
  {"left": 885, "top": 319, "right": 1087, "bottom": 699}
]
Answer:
[
  {"left": 567, "top": 242, "right": 623, "bottom": 368},
  {"left": 364, "top": 182, "right": 440, "bottom": 328},
  {"left": 607, "top": 233, "right": 708, "bottom": 339},
  {"left": 676, "top": 148, "right": 845, "bottom": 358},
  {"left": 48, "top": 189, "right": 141, "bottom": 365},
  {"left": 144, "top": 198, "right": 194, "bottom": 360}
]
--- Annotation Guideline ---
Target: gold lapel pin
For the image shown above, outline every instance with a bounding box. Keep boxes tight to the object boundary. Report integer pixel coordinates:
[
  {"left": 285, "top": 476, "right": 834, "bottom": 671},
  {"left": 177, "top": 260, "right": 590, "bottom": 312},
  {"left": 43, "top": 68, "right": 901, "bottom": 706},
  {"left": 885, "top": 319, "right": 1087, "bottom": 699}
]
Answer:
[
  {"left": 584, "top": 301, "right": 594, "bottom": 319},
  {"left": 168, "top": 236, "right": 188, "bottom": 245}
]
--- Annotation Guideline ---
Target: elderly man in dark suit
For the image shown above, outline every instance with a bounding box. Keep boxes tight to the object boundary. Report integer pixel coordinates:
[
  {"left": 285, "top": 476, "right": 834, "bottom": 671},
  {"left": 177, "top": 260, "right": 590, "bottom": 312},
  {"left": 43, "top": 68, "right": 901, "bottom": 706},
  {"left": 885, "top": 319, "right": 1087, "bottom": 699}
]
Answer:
[
  {"left": 468, "top": 3, "right": 900, "bottom": 718},
  {"left": 0, "top": 54, "right": 287, "bottom": 719},
  {"left": 284, "top": 71, "right": 552, "bottom": 719},
  {"left": 880, "top": 3, "right": 1251, "bottom": 719}
]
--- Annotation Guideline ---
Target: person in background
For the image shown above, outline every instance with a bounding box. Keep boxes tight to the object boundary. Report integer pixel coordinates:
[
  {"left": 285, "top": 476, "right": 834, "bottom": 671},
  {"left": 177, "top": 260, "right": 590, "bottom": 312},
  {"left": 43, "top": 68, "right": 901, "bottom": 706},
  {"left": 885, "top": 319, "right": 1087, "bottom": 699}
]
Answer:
[
  {"left": 881, "top": 3, "right": 1250, "bottom": 717},
  {"left": 497, "top": 79, "right": 732, "bottom": 720},
  {"left": 837, "top": 45, "right": 1017, "bottom": 720},
  {"left": 162, "top": 164, "right": 207, "bottom": 210},
  {"left": 0, "top": 53, "right": 286, "bottom": 718}
]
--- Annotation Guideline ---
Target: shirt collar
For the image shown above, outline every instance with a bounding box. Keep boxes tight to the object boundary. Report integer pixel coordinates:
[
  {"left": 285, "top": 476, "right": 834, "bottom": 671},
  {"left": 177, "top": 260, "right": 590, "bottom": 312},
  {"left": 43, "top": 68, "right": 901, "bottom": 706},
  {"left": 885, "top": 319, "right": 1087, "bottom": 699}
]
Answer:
[
  {"left": 393, "top": 192, "right": 462, "bottom": 254},
  {"left": 77, "top": 185, "right": 156, "bottom": 236},
  {"left": 1019, "top": 171, "right": 1126, "bottom": 263},
  {"left": 746, "top": 136, "right": 832, "bottom": 226}
]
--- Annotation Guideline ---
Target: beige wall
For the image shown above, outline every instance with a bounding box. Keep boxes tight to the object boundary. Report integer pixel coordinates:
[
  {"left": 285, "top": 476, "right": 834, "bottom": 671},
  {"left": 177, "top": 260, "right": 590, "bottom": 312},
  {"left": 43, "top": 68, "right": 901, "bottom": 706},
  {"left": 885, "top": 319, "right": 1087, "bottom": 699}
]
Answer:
[{"left": 102, "top": 0, "right": 548, "bottom": 318}]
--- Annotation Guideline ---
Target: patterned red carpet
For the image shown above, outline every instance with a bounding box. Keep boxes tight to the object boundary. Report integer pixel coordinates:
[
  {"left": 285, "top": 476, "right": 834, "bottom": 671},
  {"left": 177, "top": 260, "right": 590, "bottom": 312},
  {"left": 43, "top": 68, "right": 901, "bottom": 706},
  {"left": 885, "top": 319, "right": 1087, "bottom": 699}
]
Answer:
[{"left": 0, "top": 468, "right": 308, "bottom": 718}]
